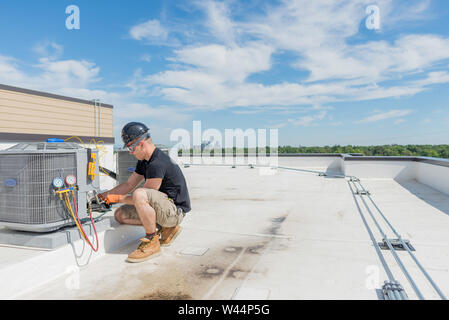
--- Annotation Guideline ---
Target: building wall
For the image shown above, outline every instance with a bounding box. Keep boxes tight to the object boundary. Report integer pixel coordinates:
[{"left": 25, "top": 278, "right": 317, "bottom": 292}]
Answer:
[
  {"left": 0, "top": 84, "right": 113, "bottom": 142},
  {"left": 416, "top": 162, "right": 449, "bottom": 196},
  {"left": 0, "top": 84, "right": 115, "bottom": 190},
  {"left": 344, "top": 160, "right": 416, "bottom": 180}
]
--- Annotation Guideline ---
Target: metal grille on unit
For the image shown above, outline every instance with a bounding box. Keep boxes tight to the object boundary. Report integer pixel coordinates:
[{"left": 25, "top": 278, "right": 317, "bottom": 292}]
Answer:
[{"left": 0, "top": 142, "right": 99, "bottom": 232}]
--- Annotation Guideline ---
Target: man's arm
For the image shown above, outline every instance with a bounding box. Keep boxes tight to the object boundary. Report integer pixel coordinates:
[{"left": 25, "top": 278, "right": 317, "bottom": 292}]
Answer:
[
  {"left": 143, "top": 178, "right": 162, "bottom": 190},
  {"left": 104, "top": 177, "right": 162, "bottom": 205},
  {"left": 100, "top": 172, "right": 144, "bottom": 204}
]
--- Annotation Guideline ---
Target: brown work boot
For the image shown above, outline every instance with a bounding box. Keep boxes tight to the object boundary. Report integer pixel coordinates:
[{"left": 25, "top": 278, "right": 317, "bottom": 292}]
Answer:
[
  {"left": 159, "top": 225, "right": 182, "bottom": 247},
  {"left": 126, "top": 235, "right": 161, "bottom": 263}
]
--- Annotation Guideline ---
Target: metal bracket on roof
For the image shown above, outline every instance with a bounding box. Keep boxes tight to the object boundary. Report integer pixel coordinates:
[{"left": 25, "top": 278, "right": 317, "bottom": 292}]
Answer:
[
  {"left": 382, "top": 281, "right": 408, "bottom": 300},
  {"left": 355, "top": 189, "right": 371, "bottom": 196},
  {"left": 378, "top": 238, "right": 415, "bottom": 252},
  {"left": 318, "top": 172, "right": 327, "bottom": 177}
]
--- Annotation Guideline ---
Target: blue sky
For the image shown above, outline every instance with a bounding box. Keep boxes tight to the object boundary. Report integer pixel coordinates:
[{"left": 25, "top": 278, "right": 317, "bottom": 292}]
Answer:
[{"left": 0, "top": 0, "right": 449, "bottom": 147}]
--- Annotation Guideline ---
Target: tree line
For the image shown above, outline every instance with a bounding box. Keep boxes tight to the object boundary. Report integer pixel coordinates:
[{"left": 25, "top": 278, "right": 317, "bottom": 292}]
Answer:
[
  {"left": 278, "top": 145, "right": 449, "bottom": 158},
  {"left": 179, "top": 145, "right": 449, "bottom": 159}
]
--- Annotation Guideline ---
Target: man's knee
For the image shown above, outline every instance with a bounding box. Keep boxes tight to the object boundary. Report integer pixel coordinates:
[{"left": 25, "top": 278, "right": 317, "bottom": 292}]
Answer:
[
  {"left": 133, "top": 188, "right": 149, "bottom": 204},
  {"left": 114, "top": 208, "right": 125, "bottom": 224},
  {"left": 133, "top": 188, "right": 160, "bottom": 209}
]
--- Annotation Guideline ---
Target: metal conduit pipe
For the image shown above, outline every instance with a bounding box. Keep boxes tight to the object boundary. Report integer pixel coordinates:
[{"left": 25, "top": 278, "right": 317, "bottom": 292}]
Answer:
[
  {"left": 98, "top": 100, "right": 101, "bottom": 137},
  {"left": 268, "top": 166, "right": 444, "bottom": 299},
  {"left": 187, "top": 164, "right": 443, "bottom": 299},
  {"left": 259, "top": 166, "right": 430, "bottom": 300},
  {"left": 347, "top": 182, "right": 405, "bottom": 300},
  {"left": 278, "top": 167, "right": 445, "bottom": 299},
  {"left": 351, "top": 180, "right": 425, "bottom": 300},
  {"left": 383, "top": 281, "right": 408, "bottom": 300},
  {"left": 93, "top": 100, "right": 96, "bottom": 136},
  {"left": 277, "top": 166, "right": 323, "bottom": 175},
  {"left": 356, "top": 181, "right": 447, "bottom": 300}
]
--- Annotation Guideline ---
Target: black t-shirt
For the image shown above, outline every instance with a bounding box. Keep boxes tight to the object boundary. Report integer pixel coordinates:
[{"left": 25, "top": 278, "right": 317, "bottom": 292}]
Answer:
[{"left": 134, "top": 148, "right": 191, "bottom": 213}]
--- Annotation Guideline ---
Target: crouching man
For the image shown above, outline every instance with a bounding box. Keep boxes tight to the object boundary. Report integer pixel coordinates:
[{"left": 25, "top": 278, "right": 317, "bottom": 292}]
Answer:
[{"left": 100, "top": 122, "right": 191, "bottom": 263}]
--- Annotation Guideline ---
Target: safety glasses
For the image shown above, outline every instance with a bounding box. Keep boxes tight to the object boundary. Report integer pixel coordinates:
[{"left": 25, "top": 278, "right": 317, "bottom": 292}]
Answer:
[{"left": 126, "top": 133, "right": 149, "bottom": 152}]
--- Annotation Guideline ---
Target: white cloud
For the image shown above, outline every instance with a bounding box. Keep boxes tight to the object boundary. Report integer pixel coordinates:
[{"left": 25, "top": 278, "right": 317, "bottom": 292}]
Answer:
[
  {"left": 36, "top": 58, "right": 101, "bottom": 87},
  {"left": 356, "top": 109, "right": 413, "bottom": 123},
  {"left": 0, "top": 55, "right": 24, "bottom": 83},
  {"left": 0, "top": 54, "right": 101, "bottom": 92},
  {"left": 268, "top": 122, "right": 288, "bottom": 129},
  {"left": 394, "top": 119, "right": 406, "bottom": 125},
  {"left": 132, "top": 0, "right": 449, "bottom": 110},
  {"left": 160, "top": 43, "right": 273, "bottom": 83},
  {"left": 0, "top": 41, "right": 105, "bottom": 97},
  {"left": 411, "top": 71, "right": 449, "bottom": 87},
  {"left": 0, "top": 47, "right": 131, "bottom": 110},
  {"left": 288, "top": 111, "right": 327, "bottom": 127},
  {"left": 140, "top": 54, "right": 151, "bottom": 62},
  {"left": 115, "top": 103, "right": 191, "bottom": 124},
  {"left": 383, "top": 0, "right": 433, "bottom": 27},
  {"left": 200, "top": 0, "right": 236, "bottom": 45},
  {"left": 130, "top": 19, "right": 168, "bottom": 41},
  {"left": 33, "top": 41, "right": 64, "bottom": 59},
  {"left": 330, "top": 121, "right": 343, "bottom": 126}
]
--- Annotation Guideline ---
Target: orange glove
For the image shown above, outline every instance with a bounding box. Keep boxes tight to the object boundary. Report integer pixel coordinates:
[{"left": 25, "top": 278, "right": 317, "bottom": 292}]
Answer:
[{"left": 103, "top": 194, "right": 122, "bottom": 205}]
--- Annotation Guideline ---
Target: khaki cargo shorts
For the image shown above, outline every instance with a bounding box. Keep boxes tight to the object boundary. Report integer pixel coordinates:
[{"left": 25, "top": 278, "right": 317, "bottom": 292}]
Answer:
[{"left": 119, "top": 188, "right": 184, "bottom": 227}]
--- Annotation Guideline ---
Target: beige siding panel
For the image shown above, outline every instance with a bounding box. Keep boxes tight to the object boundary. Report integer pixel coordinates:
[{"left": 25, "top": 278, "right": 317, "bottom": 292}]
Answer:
[
  {"left": 0, "top": 125, "right": 113, "bottom": 138},
  {"left": 98, "top": 108, "right": 113, "bottom": 117},
  {"left": 0, "top": 118, "right": 113, "bottom": 136},
  {"left": 0, "top": 103, "right": 113, "bottom": 121},
  {"left": 0, "top": 98, "right": 113, "bottom": 121},
  {"left": 0, "top": 126, "right": 102, "bottom": 137},
  {"left": 0, "top": 89, "right": 113, "bottom": 137},
  {"left": 0, "top": 107, "right": 96, "bottom": 125},
  {"left": 0, "top": 115, "right": 113, "bottom": 132},
  {"left": 0, "top": 128, "right": 115, "bottom": 138},
  {"left": 0, "top": 90, "right": 112, "bottom": 113},
  {"left": 0, "top": 106, "right": 113, "bottom": 125}
]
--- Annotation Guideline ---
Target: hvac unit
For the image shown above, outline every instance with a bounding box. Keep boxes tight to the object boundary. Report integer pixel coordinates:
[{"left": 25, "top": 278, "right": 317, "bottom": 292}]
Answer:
[
  {"left": 0, "top": 142, "right": 99, "bottom": 232},
  {"left": 115, "top": 145, "right": 169, "bottom": 185},
  {"left": 116, "top": 149, "right": 139, "bottom": 185}
]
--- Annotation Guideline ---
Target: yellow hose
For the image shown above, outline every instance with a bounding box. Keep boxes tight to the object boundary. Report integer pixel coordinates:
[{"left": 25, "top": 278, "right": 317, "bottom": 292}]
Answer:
[{"left": 63, "top": 193, "right": 88, "bottom": 241}]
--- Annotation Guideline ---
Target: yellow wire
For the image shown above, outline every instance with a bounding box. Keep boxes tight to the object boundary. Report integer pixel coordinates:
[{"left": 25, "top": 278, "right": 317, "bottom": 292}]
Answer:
[
  {"left": 63, "top": 193, "right": 89, "bottom": 241},
  {"left": 63, "top": 194, "right": 84, "bottom": 239},
  {"left": 64, "top": 136, "right": 87, "bottom": 148},
  {"left": 64, "top": 136, "right": 111, "bottom": 178}
]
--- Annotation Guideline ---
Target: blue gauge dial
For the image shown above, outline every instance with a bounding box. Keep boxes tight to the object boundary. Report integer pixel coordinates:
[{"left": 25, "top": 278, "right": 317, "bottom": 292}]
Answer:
[{"left": 52, "top": 177, "right": 64, "bottom": 188}]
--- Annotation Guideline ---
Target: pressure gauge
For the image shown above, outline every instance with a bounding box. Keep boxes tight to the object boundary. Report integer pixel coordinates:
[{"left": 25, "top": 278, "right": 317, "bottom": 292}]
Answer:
[
  {"left": 65, "top": 175, "right": 77, "bottom": 186},
  {"left": 52, "top": 177, "right": 64, "bottom": 189}
]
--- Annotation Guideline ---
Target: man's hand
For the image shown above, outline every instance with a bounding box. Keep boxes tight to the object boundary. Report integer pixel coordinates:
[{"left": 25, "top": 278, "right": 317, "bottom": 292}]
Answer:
[{"left": 99, "top": 194, "right": 122, "bottom": 205}]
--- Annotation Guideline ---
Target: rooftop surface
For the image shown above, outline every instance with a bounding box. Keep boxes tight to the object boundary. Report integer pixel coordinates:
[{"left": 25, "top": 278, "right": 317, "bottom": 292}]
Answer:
[{"left": 4, "top": 158, "right": 448, "bottom": 300}]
